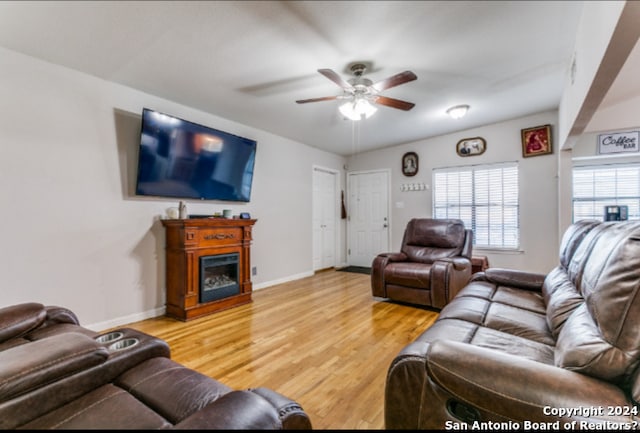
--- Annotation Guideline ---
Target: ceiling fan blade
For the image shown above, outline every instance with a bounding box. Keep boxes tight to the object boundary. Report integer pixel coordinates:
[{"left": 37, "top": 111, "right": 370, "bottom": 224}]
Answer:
[
  {"left": 371, "top": 71, "right": 417, "bottom": 92},
  {"left": 373, "top": 95, "right": 415, "bottom": 111},
  {"left": 296, "top": 96, "right": 339, "bottom": 104},
  {"left": 318, "top": 69, "right": 354, "bottom": 91}
]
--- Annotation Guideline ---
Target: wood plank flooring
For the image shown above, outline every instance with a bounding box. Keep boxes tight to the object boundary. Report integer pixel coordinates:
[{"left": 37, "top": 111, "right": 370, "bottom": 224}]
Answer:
[{"left": 120, "top": 270, "right": 438, "bottom": 429}]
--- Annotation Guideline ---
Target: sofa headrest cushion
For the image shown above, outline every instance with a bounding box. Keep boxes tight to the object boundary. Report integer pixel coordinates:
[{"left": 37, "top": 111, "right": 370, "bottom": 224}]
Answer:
[
  {"left": 0, "top": 303, "right": 46, "bottom": 344},
  {"left": 558, "top": 220, "right": 600, "bottom": 269},
  {"left": 404, "top": 219, "right": 466, "bottom": 249}
]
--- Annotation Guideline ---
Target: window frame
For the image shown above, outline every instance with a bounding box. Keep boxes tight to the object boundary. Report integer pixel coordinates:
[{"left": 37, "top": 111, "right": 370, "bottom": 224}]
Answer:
[
  {"left": 432, "top": 161, "right": 520, "bottom": 251},
  {"left": 572, "top": 161, "right": 640, "bottom": 222}
]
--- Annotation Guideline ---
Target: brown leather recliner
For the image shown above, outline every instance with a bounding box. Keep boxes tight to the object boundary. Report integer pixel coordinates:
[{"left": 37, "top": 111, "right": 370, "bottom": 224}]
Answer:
[
  {"left": 0, "top": 302, "right": 312, "bottom": 430},
  {"left": 385, "top": 219, "right": 640, "bottom": 430},
  {"left": 371, "top": 218, "right": 472, "bottom": 309}
]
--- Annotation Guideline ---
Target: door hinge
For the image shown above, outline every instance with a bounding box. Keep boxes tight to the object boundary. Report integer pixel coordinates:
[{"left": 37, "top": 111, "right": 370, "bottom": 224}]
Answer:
[{"left": 348, "top": 249, "right": 351, "bottom": 255}]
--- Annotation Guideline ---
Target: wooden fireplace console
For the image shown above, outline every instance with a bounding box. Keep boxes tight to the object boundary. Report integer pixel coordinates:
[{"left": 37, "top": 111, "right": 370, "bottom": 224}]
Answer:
[{"left": 161, "top": 218, "right": 256, "bottom": 321}]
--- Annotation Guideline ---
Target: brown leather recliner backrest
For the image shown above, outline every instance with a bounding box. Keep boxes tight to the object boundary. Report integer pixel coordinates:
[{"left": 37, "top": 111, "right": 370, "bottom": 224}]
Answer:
[
  {"left": 555, "top": 221, "right": 640, "bottom": 386},
  {"left": 557, "top": 219, "right": 600, "bottom": 270},
  {"left": 400, "top": 218, "right": 470, "bottom": 264}
]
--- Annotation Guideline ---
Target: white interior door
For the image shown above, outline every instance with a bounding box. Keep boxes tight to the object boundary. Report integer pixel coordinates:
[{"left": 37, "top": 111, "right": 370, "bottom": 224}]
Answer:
[
  {"left": 347, "top": 170, "right": 390, "bottom": 267},
  {"left": 313, "top": 167, "right": 337, "bottom": 271}
]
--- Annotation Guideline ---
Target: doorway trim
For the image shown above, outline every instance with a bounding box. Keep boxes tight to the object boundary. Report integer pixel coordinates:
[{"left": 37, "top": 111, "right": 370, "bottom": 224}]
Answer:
[{"left": 312, "top": 165, "right": 340, "bottom": 271}]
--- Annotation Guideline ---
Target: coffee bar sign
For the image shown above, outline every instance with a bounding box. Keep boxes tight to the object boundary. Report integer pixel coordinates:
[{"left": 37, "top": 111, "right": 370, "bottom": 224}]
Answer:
[{"left": 598, "top": 131, "right": 640, "bottom": 154}]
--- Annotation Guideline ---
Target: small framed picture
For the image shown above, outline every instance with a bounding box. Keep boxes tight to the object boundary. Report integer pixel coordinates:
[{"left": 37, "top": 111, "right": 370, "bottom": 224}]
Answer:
[
  {"left": 456, "top": 137, "right": 486, "bottom": 157},
  {"left": 402, "top": 152, "right": 418, "bottom": 177},
  {"left": 521, "top": 124, "right": 552, "bottom": 158}
]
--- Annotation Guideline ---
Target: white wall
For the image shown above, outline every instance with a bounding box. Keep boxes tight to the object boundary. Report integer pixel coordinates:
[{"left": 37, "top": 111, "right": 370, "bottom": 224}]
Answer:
[
  {"left": 557, "top": 1, "right": 626, "bottom": 148},
  {"left": 0, "top": 47, "right": 345, "bottom": 330},
  {"left": 347, "top": 111, "right": 560, "bottom": 274}
]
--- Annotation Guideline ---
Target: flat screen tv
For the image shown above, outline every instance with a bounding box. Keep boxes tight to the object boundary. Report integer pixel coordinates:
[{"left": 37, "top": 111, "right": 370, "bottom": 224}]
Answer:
[{"left": 135, "top": 108, "right": 257, "bottom": 202}]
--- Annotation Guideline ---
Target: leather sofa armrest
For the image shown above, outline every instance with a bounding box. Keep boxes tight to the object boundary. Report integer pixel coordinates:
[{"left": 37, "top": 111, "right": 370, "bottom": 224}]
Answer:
[
  {"left": 0, "top": 302, "right": 47, "bottom": 343},
  {"left": 426, "top": 340, "right": 631, "bottom": 424},
  {"left": 249, "top": 387, "right": 312, "bottom": 429},
  {"left": 174, "top": 389, "right": 312, "bottom": 429},
  {"left": 0, "top": 332, "right": 109, "bottom": 401},
  {"left": 477, "top": 267, "right": 546, "bottom": 291},
  {"left": 430, "top": 258, "right": 472, "bottom": 308},
  {"left": 372, "top": 252, "right": 408, "bottom": 297},
  {"left": 375, "top": 252, "right": 408, "bottom": 262},
  {"left": 436, "top": 256, "right": 471, "bottom": 271}
]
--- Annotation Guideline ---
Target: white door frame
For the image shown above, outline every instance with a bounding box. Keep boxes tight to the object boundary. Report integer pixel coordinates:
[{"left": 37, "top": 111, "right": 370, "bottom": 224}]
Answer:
[
  {"left": 312, "top": 165, "right": 340, "bottom": 271},
  {"left": 346, "top": 169, "right": 391, "bottom": 266}
]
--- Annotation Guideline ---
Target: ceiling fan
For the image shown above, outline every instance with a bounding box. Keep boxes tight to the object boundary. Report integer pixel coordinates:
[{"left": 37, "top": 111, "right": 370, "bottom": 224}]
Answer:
[{"left": 296, "top": 63, "right": 417, "bottom": 120}]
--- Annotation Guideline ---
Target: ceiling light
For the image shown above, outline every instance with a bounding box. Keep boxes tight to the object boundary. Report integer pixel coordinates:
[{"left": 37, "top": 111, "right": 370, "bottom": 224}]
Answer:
[
  {"left": 339, "top": 98, "right": 378, "bottom": 121},
  {"left": 446, "top": 104, "right": 469, "bottom": 119}
]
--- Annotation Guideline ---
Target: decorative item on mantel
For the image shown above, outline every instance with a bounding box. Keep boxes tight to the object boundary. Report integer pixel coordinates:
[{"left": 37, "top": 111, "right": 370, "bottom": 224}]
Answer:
[
  {"left": 178, "top": 201, "right": 187, "bottom": 219},
  {"left": 166, "top": 207, "right": 179, "bottom": 219}
]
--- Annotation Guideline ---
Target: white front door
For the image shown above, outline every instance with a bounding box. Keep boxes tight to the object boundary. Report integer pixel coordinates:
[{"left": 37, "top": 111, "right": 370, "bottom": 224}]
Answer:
[
  {"left": 347, "top": 170, "right": 390, "bottom": 267},
  {"left": 313, "top": 167, "right": 337, "bottom": 271}
]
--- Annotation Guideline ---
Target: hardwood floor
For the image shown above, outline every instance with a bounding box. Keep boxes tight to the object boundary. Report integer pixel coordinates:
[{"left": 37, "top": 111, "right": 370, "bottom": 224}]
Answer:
[{"left": 121, "top": 270, "right": 438, "bottom": 429}]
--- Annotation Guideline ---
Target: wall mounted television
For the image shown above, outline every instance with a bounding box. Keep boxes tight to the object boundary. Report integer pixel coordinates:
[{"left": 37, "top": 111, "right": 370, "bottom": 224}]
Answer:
[{"left": 135, "top": 108, "right": 257, "bottom": 202}]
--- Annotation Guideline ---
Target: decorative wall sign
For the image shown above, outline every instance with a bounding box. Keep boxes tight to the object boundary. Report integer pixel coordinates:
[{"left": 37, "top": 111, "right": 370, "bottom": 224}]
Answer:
[
  {"left": 402, "top": 152, "right": 418, "bottom": 176},
  {"left": 456, "top": 137, "right": 486, "bottom": 157},
  {"left": 521, "top": 124, "right": 552, "bottom": 158},
  {"left": 598, "top": 131, "right": 639, "bottom": 155}
]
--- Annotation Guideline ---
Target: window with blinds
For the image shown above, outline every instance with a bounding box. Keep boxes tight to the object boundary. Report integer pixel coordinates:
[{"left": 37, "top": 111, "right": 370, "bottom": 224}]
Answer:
[
  {"left": 433, "top": 162, "right": 519, "bottom": 249},
  {"left": 573, "top": 164, "right": 640, "bottom": 221}
]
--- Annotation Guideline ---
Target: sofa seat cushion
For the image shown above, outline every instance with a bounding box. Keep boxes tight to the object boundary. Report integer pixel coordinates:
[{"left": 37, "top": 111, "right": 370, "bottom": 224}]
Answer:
[
  {"left": 18, "top": 384, "right": 172, "bottom": 429},
  {"left": 383, "top": 262, "right": 431, "bottom": 289},
  {"left": 115, "top": 357, "right": 233, "bottom": 424},
  {"left": 412, "top": 318, "right": 555, "bottom": 364},
  {"left": 438, "top": 282, "right": 553, "bottom": 346}
]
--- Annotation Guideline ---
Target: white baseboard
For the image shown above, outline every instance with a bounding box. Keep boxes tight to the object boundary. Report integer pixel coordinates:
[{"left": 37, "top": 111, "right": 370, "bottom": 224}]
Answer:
[
  {"left": 253, "top": 270, "right": 314, "bottom": 290},
  {"left": 85, "top": 271, "right": 317, "bottom": 331},
  {"left": 86, "top": 306, "right": 165, "bottom": 332}
]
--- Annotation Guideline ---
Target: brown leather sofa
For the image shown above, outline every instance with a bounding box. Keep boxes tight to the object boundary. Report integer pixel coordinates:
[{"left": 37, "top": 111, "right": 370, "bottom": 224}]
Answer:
[
  {"left": 371, "top": 218, "right": 473, "bottom": 309},
  {"left": 0, "top": 302, "right": 312, "bottom": 429},
  {"left": 385, "top": 219, "right": 640, "bottom": 429}
]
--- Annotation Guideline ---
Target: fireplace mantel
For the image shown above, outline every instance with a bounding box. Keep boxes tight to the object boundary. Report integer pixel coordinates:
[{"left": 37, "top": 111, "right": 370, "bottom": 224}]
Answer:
[{"left": 161, "top": 218, "right": 257, "bottom": 321}]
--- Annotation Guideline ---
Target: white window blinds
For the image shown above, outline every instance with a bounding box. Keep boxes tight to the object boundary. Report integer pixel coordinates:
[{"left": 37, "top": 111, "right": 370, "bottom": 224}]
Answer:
[
  {"left": 573, "top": 164, "right": 640, "bottom": 221},
  {"left": 433, "top": 162, "right": 519, "bottom": 249}
]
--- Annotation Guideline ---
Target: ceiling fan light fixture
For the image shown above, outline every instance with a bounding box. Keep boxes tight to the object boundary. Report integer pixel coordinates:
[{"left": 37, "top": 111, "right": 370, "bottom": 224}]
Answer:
[
  {"left": 447, "top": 104, "right": 470, "bottom": 119},
  {"left": 339, "top": 98, "right": 377, "bottom": 121}
]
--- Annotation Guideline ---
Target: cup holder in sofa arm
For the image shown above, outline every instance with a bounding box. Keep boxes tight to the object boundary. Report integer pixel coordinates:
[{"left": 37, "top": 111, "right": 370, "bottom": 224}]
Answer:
[
  {"left": 108, "top": 338, "right": 139, "bottom": 351},
  {"left": 95, "top": 331, "right": 124, "bottom": 344},
  {"left": 0, "top": 332, "right": 109, "bottom": 401}
]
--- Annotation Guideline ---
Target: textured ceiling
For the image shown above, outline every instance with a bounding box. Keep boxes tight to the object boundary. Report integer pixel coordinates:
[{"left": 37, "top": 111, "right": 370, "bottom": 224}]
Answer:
[{"left": 0, "top": 1, "right": 586, "bottom": 155}]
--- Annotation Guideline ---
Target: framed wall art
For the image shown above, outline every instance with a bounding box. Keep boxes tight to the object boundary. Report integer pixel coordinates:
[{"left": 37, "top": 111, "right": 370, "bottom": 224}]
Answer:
[
  {"left": 402, "top": 152, "right": 418, "bottom": 177},
  {"left": 521, "top": 124, "right": 552, "bottom": 158},
  {"left": 456, "top": 137, "right": 486, "bottom": 157}
]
